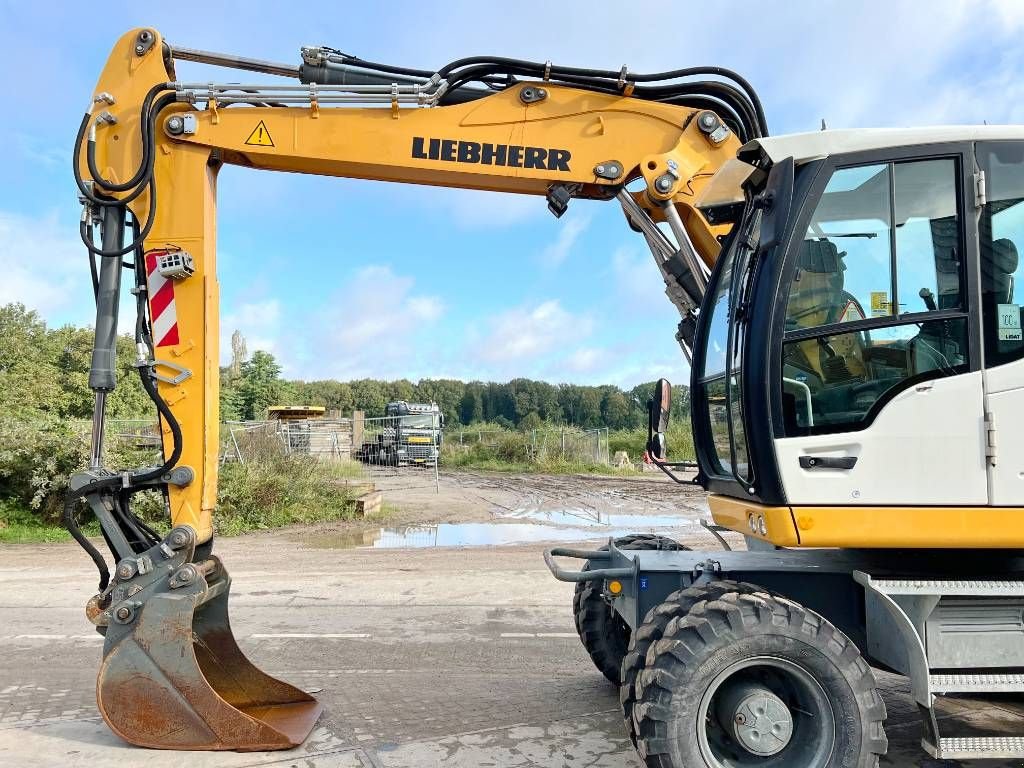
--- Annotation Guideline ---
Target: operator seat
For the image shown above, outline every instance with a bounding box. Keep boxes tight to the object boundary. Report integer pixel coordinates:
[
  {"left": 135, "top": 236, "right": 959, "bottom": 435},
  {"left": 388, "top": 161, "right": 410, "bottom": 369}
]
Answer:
[{"left": 785, "top": 239, "right": 867, "bottom": 382}]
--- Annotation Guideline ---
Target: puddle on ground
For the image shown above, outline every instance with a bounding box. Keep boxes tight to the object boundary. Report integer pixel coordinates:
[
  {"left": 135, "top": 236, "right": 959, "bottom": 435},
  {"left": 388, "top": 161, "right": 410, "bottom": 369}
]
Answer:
[
  {"left": 497, "top": 507, "right": 690, "bottom": 528},
  {"left": 311, "top": 507, "right": 695, "bottom": 549}
]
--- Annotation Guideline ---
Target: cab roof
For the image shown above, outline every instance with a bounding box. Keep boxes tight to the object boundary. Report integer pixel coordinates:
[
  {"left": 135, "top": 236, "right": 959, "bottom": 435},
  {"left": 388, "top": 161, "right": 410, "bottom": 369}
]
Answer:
[{"left": 747, "top": 125, "right": 1024, "bottom": 164}]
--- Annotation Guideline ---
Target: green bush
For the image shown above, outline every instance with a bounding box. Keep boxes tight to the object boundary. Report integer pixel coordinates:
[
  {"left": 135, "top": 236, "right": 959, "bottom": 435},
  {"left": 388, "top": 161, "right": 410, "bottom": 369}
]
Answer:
[
  {"left": 495, "top": 432, "right": 530, "bottom": 463},
  {"left": 215, "top": 435, "right": 356, "bottom": 536},
  {"left": 0, "top": 413, "right": 90, "bottom": 522},
  {"left": 608, "top": 421, "right": 695, "bottom": 463}
]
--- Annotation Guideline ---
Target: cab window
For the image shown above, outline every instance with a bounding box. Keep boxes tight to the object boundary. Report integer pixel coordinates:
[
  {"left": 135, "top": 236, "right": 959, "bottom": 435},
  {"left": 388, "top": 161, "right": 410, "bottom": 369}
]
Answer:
[
  {"left": 780, "top": 157, "right": 969, "bottom": 435},
  {"left": 978, "top": 142, "right": 1024, "bottom": 366}
]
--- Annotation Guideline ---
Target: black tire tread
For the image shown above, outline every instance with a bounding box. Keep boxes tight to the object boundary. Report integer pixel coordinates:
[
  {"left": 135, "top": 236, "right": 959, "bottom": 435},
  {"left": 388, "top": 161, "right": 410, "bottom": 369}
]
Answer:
[
  {"left": 572, "top": 534, "right": 686, "bottom": 684},
  {"left": 633, "top": 590, "right": 887, "bottom": 768},
  {"left": 618, "top": 580, "right": 762, "bottom": 746}
]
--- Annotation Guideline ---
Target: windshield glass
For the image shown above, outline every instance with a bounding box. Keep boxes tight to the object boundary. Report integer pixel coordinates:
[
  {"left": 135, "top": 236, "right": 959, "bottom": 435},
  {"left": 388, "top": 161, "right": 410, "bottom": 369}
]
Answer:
[
  {"left": 698, "top": 208, "right": 760, "bottom": 480},
  {"left": 401, "top": 414, "right": 437, "bottom": 429}
]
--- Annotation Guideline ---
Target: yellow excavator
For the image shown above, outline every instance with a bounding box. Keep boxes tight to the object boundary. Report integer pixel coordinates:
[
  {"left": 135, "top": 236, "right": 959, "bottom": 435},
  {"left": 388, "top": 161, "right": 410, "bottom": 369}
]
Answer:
[{"left": 71, "top": 28, "right": 1024, "bottom": 766}]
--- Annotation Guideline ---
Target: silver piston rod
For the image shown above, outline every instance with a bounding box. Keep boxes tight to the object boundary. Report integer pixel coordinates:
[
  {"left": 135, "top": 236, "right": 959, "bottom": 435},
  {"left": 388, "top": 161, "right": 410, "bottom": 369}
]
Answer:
[{"left": 88, "top": 205, "right": 126, "bottom": 468}]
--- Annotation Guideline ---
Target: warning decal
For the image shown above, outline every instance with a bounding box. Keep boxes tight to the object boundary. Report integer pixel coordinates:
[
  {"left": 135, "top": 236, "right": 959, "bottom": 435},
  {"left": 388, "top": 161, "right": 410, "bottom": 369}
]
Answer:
[
  {"left": 146, "top": 252, "right": 180, "bottom": 347},
  {"left": 998, "top": 303, "right": 1022, "bottom": 341},
  {"left": 837, "top": 299, "right": 865, "bottom": 324},
  {"left": 245, "top": 121, "right": 275, "bottom": 147}
]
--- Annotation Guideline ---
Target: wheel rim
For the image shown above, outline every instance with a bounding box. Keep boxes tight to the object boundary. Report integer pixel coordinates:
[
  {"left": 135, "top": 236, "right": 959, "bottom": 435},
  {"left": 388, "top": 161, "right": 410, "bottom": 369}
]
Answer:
[{"left": 695, "top": 656, "right": 835, "bottom": 768}]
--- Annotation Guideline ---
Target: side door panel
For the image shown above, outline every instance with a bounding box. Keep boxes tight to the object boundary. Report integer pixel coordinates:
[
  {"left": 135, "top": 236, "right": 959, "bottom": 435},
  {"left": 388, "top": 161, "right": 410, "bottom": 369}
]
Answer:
[
  {"left": 769, "top": 144, "right": 986, "bottom": 508},
  {"left": 776, "top": 371, "right": 987, "bottom": 505}
]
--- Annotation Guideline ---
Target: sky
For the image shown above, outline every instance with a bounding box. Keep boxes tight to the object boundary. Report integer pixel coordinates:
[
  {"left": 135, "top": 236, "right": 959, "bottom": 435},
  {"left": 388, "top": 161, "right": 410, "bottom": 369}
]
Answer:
[{"left": 2, "top": 0, "right": 1024, "bottom": 389}]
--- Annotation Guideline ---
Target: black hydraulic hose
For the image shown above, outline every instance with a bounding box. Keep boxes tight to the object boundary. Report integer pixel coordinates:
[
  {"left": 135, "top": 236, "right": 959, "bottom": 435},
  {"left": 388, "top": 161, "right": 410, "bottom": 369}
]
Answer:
[
  {"left": 640, "top": 80, "right": 761, "bottom": 135},
  {"left": 86, "top": 222, "right": 100, "bottom": 299},
  {"left": 132, "top": 361, "right": 183, "bottom": 485},
  {"left": 438, "top": 56, "right": 767, "bottom": 130},
  {"left": 436, "top": 62, "right": 763, "bottom": 138},
  {"left": 128, "top": 213, "right": 184, "bottom": 486},
  {"left": 326, "top": 51, "right": 435, "bottom": 80},
  {"left": 436, "top": 57, "right": 767, "bottom": 136},
  {"left": 62, "top": 487, "right": 112, "bottom": 591},
  {"left": 75, "top": 91, "right": 177, "bottom": 257},
  {"left": 112, "top": 493, "right": 150, "bottom": 550},
  {"left": 78, "top": 179, "right": 156, "bottom": 257},
  {"left": 77, "top": 83, "right": 171, "bottom": 197}
]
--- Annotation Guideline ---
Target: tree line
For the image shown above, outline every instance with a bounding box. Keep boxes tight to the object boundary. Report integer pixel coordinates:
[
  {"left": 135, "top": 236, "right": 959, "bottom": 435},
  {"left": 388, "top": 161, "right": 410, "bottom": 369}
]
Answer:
[
  {"left": 220, "top": 350, "right": 690, "bottom": 430},
  {"left": 0, "top": 306, "right": 690, "bottom": 432}
]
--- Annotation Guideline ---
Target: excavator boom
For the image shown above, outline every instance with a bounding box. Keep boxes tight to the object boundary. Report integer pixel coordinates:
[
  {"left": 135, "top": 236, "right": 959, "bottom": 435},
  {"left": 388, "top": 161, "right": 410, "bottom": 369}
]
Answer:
[{"left": 70, "top": 28, "right": 761, "bottom": 751}]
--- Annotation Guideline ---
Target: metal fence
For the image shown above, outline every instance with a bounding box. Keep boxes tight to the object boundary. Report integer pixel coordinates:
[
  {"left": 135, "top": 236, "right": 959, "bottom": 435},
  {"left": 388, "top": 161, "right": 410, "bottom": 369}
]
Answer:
[
  {"left": 529, "top": 427, "right": 610, "bottom": 465},
  {"left": 222, "top": 419, "right": 354, "bottom": 463},
  {"left": 223, "top": 414, "right": 440, "bottom": 492},
  {"left": 452, "top": 426, "right": 610, "bottom": 465}
]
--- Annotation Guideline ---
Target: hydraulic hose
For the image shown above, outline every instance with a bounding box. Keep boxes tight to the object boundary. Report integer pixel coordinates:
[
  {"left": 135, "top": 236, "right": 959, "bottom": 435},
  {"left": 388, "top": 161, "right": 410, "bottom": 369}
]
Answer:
[
  {"left": 62, "top": 488, "right": 111, "bottom": 591},
  {"left": 75, "top": 83, "right": 171, "bottom": 199},
  {"left": 75, "top": 90, "right": 176, "bottom": 257}
]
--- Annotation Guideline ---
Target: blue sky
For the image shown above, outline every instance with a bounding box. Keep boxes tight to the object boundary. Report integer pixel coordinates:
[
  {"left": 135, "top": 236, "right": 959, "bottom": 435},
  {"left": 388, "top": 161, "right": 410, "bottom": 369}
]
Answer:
[{"left": 2, "top": 0, "right": 1023, "bottom": 387}]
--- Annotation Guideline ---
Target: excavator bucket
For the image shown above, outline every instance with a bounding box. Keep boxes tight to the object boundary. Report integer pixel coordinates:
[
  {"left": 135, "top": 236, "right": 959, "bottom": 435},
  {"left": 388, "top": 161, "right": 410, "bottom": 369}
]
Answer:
[{"left": 93, "top": 534, "right": 321, "bottom": 751}]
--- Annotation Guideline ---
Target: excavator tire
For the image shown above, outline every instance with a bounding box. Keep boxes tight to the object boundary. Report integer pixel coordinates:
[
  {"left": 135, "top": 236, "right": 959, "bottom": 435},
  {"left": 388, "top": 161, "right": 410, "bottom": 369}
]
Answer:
[
  {"left": 619, "top": 580, "right": 763, "bottom": 747},
  {"left": 633, "top": 589, "right": 887, "bottom": 768},
  {"left": 572, "top": 534, "right": 688, "bottom": 684}
]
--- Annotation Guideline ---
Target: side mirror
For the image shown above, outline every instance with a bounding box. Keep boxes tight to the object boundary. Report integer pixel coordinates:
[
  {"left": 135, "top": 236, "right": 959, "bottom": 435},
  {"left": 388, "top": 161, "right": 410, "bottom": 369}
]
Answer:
[{"left": 646, "top": 378, "right": 672, "bottom": 461}]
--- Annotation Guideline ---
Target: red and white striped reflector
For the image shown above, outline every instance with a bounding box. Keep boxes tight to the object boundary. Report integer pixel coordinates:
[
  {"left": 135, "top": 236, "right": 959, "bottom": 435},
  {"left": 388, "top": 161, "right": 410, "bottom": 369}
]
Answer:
[{"left": 146, "top": 251, "right": 180, "bottom": 348}]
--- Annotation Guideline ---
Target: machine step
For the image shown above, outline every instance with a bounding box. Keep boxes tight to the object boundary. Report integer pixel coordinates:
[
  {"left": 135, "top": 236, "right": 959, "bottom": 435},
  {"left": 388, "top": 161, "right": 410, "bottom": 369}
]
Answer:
[
  {"left": 930, "top": 673, "right": 1024, "bottom": 694},
  {"left": 923, "top": 736, "right": 1024, "bottom": 760},
  {"left": 871, "top": 579, "right": 1024, "bottom": 596}
]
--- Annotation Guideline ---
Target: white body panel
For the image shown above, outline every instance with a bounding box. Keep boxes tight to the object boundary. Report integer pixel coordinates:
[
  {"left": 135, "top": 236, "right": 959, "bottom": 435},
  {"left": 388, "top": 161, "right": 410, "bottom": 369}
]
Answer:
[
  {"left": 774, "top": 372, "right": 987, "bottom": 506},
  {"left": 751, "top": 126, "right": 1024, "bottom": 164},
  {"left": 986, "top": 357, "right": 1024, "bottom": 505}
]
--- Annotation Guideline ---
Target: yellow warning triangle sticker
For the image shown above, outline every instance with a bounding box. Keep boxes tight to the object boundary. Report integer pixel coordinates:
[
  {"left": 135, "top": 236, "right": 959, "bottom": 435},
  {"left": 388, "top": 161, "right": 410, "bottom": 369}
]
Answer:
[{"left": 244, "top": 120, "right": 275, "bottom": 147}]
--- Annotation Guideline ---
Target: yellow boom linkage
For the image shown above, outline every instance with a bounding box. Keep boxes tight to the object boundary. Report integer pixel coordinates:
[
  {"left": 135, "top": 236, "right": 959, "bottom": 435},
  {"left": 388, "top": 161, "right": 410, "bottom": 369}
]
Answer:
[{"left": 72, "top": 27, "right": 751, "bottom": 751}]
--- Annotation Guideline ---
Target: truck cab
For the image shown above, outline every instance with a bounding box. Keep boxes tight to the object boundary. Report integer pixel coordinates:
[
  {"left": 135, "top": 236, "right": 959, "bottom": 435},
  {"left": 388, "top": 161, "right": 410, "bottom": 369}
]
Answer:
[{"left": 383, "top": 400, "right": 444, "bottom": 466}]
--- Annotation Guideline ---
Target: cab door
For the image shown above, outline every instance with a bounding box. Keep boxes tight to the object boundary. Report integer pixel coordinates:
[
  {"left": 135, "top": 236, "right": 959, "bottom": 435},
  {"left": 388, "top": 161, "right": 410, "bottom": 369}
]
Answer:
[
  {"left": 977, "top": 142, "right": 1024, "bottom": 506},
  {"left": 771, "top": 148, "right": 988, "bottom": 506}
]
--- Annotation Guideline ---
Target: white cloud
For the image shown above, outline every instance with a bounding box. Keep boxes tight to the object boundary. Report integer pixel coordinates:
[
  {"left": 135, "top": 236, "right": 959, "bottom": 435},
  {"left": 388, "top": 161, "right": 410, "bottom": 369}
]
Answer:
[
  {"left": 290, "top": 265, "right": 445, "bottom": 379},
  {"left": 565, "top": 346, "right": 606, "bottom": 373},
  {"left": 541, "top": 215, "right": 589, "bottom": 268},
  {"left": 474, "top": 300, "right": 593, "bottom": 365},
  {"left": 407, "top": 296, "right": 444, "bottom": 322},
  {"left": 0, "top": 210, "right": 131, "bottom": 328},
  {"left": 0, "top": 212, "right": 78, "bottom": 315},
  {"left": 393, "top": 186, "right": 544, "bottom": 230},
  {"left": 221, "top": 299, "right": 282, "bottom": 363}
]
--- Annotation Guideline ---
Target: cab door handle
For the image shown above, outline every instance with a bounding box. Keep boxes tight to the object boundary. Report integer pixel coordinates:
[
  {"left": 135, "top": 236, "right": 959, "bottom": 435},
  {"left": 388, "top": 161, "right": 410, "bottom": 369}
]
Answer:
[{"left": 799, "top": 456, "right": 857, "bottom": 470}]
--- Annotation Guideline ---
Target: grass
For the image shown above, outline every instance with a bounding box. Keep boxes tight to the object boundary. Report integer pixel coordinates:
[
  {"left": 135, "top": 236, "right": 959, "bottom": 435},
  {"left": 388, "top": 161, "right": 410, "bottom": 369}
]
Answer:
[
  {"left": 2, "top": 421, "right": 695, "bottom": 543},
  {"left": 443, "top": 421, "right": 695, "bottom": 476},
  {"left": 211, "top": 433, "right": 360, "bottom": 536},
  {"left": 1, "top": 435, "right": 362, "bottom": 543},
  {"left": 0, "top": 499, "right": 100, "bottom": 543}
]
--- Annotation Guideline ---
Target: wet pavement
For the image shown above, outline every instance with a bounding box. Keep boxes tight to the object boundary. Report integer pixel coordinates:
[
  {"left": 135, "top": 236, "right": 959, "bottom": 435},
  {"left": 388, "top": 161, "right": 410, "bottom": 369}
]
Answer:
[
  {"left": 3, "top": 472, "right": 1024, "bottom": 767},
  {"left": 310, "top": 506, "right": 696, "bottom": 549},
  {"left": 3, "top": 536, "right": 1024, "bottom": 767}
]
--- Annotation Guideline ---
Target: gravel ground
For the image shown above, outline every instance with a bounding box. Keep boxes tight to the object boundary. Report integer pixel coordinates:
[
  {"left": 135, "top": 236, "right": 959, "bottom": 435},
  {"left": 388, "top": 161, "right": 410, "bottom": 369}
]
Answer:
[{"left": 1, "top": 470, "right": 1021, "bottom": 767}]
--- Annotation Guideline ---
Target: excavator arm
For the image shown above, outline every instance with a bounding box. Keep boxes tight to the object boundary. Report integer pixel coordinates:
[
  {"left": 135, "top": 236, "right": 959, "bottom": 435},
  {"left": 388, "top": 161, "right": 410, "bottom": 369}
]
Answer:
[{"left": 71, "top": 27, "right": 762, "bottom": 751}]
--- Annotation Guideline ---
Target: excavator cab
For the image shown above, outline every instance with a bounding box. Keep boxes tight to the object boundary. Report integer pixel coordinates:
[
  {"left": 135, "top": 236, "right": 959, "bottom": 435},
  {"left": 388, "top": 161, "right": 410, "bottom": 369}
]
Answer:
[{"left": 690, "top": 133, "right": 994, "bottom": 509}]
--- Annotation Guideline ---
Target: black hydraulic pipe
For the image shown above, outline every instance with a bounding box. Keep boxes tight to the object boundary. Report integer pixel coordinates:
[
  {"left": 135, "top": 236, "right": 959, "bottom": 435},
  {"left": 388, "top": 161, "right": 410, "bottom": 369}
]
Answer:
[
  {"left": 299, "top": 62, "right": 488, "bottom": 105},
  {"left": 88, "top": 205, "right": 125, "bottom": 393}
]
